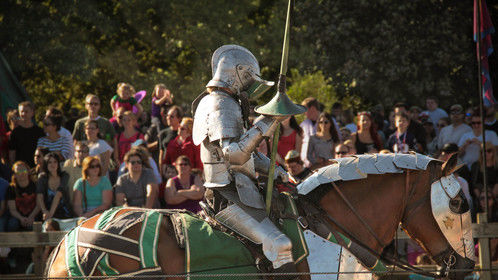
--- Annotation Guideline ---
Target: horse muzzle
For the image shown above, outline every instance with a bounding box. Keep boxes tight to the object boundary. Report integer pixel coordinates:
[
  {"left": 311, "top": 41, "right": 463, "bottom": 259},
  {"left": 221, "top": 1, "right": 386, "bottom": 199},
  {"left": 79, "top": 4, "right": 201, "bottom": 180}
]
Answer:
[{"left": 431, "top": 174, "right": 475, "bottom": 261}]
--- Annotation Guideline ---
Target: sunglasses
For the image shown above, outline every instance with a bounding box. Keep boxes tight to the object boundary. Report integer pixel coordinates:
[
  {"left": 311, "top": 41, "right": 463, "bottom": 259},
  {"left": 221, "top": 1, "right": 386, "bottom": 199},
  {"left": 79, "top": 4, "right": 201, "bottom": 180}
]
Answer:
[
  {"left": 319, "top": 121, "right": 330, "bottom": 124},
  {"left": 15, "top": 169, "right": 28, "bottom": 175},
  {"left": 86, "top": 102, "right": 100, "bottom": 106},
  {"left": 336, "top": 151, "right": 348, "bottom": 155},
  {"left": 85, "top": 126, "right": 97, "bottom": 130},
  {"left": 128, "top": 160, "right": 142, "bottom": 165},
  {"left": 89, "top": 164, "right": 100, "bottom": 169}
]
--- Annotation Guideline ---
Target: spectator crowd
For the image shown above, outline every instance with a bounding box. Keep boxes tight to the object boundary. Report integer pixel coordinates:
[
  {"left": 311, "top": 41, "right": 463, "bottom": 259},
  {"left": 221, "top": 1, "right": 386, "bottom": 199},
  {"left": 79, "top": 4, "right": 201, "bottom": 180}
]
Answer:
[{"left": 0, "top": 83, "right": 497, "bottom": 271}]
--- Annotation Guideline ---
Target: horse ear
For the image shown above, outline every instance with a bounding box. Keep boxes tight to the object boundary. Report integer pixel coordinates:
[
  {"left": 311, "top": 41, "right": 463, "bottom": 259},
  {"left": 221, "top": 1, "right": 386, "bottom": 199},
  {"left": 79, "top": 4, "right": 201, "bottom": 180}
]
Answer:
[{"left": 441, "top": 152, "right": 459, "bottom": 176}]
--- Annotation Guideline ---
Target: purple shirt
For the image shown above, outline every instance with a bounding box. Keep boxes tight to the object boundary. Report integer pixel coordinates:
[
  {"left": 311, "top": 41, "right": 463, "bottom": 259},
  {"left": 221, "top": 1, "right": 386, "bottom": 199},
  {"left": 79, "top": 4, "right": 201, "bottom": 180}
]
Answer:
[
  {"left": 166, "top": 175, "right": 202, "bottom": 213},
  {"left": 151, "top": 97, "right": 161, "bottom": 118}
]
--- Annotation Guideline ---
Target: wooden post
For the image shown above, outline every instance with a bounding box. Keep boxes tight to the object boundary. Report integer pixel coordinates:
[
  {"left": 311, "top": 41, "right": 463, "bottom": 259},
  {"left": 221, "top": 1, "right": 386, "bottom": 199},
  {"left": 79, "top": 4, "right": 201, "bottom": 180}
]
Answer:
[
  {"left": 477, "top": 213, "right": 492, "bottom": 280},
  {"left": 32, "top": 222, "right": 43, "bottom": 277}
]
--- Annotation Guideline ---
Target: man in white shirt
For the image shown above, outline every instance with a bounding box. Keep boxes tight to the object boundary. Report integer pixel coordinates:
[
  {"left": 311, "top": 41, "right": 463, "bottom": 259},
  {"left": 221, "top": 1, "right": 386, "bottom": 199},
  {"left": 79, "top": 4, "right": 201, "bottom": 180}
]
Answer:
[
  {"left": 422, "top": 96, "right": 448, "bottom": 134},
  {"left": 437, "top": 104, "right": 472, "bottom": 150},
  {"left": 458, "top": 113, "right": 498, "bottom": 168}
]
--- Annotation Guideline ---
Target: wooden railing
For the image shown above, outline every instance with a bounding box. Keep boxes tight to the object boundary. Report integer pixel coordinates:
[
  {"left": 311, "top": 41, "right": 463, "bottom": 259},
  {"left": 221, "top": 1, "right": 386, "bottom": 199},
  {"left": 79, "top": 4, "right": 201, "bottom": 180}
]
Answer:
[{"left": 0, "top": 213, "right": 496, "bottom": 279}]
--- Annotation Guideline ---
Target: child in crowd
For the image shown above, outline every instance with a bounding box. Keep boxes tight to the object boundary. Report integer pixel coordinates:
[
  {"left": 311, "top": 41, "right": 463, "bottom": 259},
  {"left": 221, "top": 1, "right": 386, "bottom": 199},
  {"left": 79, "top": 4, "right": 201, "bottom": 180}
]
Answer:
[
  {"left": 110, "top": 83, "right": 143, "bottom": 117},
  {"left": 151, "top": 84, "right": 173, "bottom": 125},
  {"left": 387, "top": 112, "right": 418, "bottom": 153}
]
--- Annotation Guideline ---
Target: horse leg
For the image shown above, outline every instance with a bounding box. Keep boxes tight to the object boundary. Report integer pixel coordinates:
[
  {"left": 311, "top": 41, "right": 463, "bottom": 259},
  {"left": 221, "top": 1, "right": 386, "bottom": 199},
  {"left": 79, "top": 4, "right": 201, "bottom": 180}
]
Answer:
[{"left": 156, "top": 218, "right": 185, "bottom": 279}]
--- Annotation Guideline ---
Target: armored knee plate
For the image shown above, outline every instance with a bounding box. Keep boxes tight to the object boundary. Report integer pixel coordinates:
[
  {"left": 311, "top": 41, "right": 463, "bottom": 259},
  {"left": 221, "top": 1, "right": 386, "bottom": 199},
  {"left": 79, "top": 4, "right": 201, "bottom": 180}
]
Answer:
[{"left": 215, "top": 204, "right": 294, "bottom": 269}]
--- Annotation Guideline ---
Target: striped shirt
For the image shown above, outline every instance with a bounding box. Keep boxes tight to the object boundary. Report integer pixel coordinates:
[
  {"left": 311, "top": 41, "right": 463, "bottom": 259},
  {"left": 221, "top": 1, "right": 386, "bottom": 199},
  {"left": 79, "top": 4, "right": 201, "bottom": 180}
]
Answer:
[{"left": 37, "top": 136, "right": 74, "bottom": 160}]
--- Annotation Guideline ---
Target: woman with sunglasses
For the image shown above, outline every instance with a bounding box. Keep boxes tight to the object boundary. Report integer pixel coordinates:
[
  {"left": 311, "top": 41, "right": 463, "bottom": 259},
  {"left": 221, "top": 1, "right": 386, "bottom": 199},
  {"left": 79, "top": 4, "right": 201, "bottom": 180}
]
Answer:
[
  {"left": 85, "top": 120, "right": 113, "bottom": 175},
  {"left": 164, "top": 155, "right": 204, "bottom": 213},
  {"left": 164, "top": 117, "right": 202, "bottom": 170},
  {"left": 36, "top": 152, "right": 73, "bottom": 220},
  {"left": 470, "top": 141, "right": 498, "bottom": 202},
  {"left": 73, "top": 156, "right": 112, "bottom": 218},
  {"left": 351, "top": 111, "right": 383, "bottom": 154},
  {"left": 306, "top": 112, "right": 340, "bottom": 169},
  {"left": 37, "top": 115, "right": 73, "bottom": 160},
  {"left": 6, "top": 161, "right": 40, "bottom": 231},
  {"left": 115, "top": 149, "right": 158, "bottom": 208}
]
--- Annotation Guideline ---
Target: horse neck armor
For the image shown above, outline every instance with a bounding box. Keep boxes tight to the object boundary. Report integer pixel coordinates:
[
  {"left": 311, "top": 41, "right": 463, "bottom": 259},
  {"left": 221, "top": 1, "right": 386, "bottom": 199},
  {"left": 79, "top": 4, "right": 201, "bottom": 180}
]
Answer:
[{"left": 297, "top": 152, "right": 436, "bottom": 195}]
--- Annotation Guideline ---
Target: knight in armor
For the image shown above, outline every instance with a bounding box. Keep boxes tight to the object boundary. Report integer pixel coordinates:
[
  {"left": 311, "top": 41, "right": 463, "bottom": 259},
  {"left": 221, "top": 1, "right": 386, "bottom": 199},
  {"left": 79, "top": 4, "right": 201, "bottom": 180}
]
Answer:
[{"left": 192, "top": 45, "right": 296, "bottom": 274}]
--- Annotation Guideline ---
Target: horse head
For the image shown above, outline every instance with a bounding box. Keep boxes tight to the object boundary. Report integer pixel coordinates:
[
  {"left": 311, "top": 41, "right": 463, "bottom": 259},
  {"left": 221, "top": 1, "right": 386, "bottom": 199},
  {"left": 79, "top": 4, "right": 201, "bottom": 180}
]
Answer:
[{"left": 400, "top": 153, "right": 475, "bottom": 280}]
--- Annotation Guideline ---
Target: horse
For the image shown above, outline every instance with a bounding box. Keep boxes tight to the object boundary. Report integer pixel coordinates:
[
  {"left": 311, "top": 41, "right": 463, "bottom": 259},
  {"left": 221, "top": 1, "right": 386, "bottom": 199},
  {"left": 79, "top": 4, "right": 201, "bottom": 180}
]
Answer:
[{"left": 45, "top": 153, "right": 475, "bottom": 280}]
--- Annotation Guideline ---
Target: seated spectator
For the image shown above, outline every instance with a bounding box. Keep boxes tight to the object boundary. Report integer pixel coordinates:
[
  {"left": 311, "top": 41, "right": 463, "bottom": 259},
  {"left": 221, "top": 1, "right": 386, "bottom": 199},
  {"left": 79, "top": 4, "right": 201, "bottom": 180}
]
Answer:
[
  {"left": 45, "top": 106, "right": 74, "bottom": 153},
  {"left": 164, "top": 156, "right": 204, "bottom": 213},
  {"left": 394, "top": 103, "right": 427, "bottom": 152},
  {"left": 284, "top": 150, "right": 312, "bottom": 184},
  {"left": 158, "top": 106, "right": 182, "bottom": 173},
  {"left": 164, "top": 117, "right": 202, "bottom": 170},
  {"left": 476, "top": 191, "right": 498, "bottom": 261},
  {"left": 277, "top": 116, "right": 303, "bottom": 166},
  {"left": 0, "top": 177, "right": 9, "bottom": 232},
  {"left": 6, "top": 161, "right": 40, "bottom": 231},
  {"left": 36, "top": 153, "right": 73, "bottom": 220},
  {"left": 306, "top": 112, "right": 340, "bottom": 169},
  {"left": 145, "top": 105, "right": 170, "bottom": 163},
  {"left": 73, "top": 156, "right": 112, "bottom": 218},
  {"left": 340, "top": 127, "right": 352, "bottom": 142},
  {"left": 158, "top": 164, "right": 177, "bottom": 209},
  {"left": 115, "top": 150, "right": 158, "bottom": 208},
  {"left": 342, "top": 109, "right": 357, "bottom": 133},
  {"left": 470, "top": 141, "right": 497, "bottom": 201},
  {"left": 30, "top": 147, "right": 50, "bottom": 182},
  {"left": 351, "top": 111, "right": 382, "bottom": 154},
  {"left": 387, "top": 112, "right": 418, "bottom": 153},
  {"left": 63, "top": 142, "right": 89, "bottom": 205},
  {"left": 117, "top": 142, "right": 161, "bottom": 184},
  {"left": 85, "top": 120, "right": 113, "bottom": 175},
  {"left": 334, "top": 143, "right": 351, "bottom": 159},
  {"left": 437, "top": 104, "right": 472, "bottom": 150},
  {"left": 115, "top": 111, "right": 144, "bottom": 163},
  {"left": 37, "top": 115, "right": 73, "bottom": 160},
  {"left": 458, "top": 113, "right": 498, "bottom": 168},
  {"left": 343, "top": 139, "right": 357, "bottom": 155},
  {"left": 421, "top": 118, "right": 437, "bottom": 156}
]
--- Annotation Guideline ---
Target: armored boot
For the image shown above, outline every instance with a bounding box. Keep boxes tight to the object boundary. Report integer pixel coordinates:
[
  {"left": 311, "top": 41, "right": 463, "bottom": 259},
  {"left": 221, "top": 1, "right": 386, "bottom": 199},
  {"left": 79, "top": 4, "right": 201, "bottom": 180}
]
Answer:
[{"left": 215, "top": 204, "right": 296, "bottom": 272}]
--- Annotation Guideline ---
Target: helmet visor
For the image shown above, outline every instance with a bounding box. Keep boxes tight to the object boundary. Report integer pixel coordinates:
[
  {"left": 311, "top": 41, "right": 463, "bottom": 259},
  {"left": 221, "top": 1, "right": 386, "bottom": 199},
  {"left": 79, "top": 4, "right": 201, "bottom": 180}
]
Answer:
[{"left": 245, "top": 77, "right": 274, "bottom": 100}]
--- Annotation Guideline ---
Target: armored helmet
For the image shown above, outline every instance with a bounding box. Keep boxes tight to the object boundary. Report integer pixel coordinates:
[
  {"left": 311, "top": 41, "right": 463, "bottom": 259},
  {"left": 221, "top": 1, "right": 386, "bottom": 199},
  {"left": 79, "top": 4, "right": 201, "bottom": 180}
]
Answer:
[{"left": 206, "top": 45, "right": 274, "bottom": 99}]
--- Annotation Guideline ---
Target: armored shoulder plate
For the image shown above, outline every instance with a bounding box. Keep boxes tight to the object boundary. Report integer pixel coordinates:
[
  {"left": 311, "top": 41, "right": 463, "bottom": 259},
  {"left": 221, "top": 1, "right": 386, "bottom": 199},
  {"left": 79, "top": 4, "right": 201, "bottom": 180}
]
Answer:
[
  {"left": 192, "top": 90, "right": 244, "bottom": 145},
  {"left": 297, "top": 152, "right": 440, "bottom": 195}
]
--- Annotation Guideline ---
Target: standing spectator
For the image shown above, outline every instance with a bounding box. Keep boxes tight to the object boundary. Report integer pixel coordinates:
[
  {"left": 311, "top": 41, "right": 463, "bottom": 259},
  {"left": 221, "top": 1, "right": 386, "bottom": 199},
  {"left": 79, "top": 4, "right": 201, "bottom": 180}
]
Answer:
[
  {"left": 63, "top": 142, "right": 89, "bottom": 205},
  {"left": 284, "top": 150, "right": 311, "bottom": 184},
  {"left": 73, "top": 94, "right": 116, "bottom": 146},
  {"left": 331, "top": 102, "right": 344, "bottom": 126},
  {"left": 458, "top": 113, "right": 498, "bottom": 168},
  {"left": 8, "top": 101, "right": 45, "bottom": 167},
  {"left": 30, "top": 147, "right": 50, "bottom": 182},
  {"left": 164, "top": 117, "right": 202, "bottom": 170},
  {"left": 150, "top": 84, "right": 173, "bottom": 126},
  {"left": 383, "top": 110, "right": 396, "bottom": 139},
  {"left": 158, "top": 106, "right": 182, "bottom": 174},
  {"left": 6, "top": 161, "right": 40, "bottom": 231},
  {"left": 334, "top": 144, "right": 351, "bottom": 159},
  {"left": 300, "top": 98, "right": 321, "bottom": 166},
  {"left": 73, "top": 156, "right": 112, "bottom": 218},
  {"left": 0, "top": 177, "right": 9, "bottom": 232},
  {"left": 306, "top": 112, "right": 340, "bottom": 169},
  {"left": 421, "top": 119, "right": 438, "bottom": 156},
  {"left": 470, "top": 142, "right": 498, "bottom": 200},
  {"left": 394, "top": 103, "right": 427, "bottom": 152},
  {"left": 387, "top": 112, "right": 418, "bottom": 153},
  {"left": 84, "top": 120, "right": 113, "bottom": 175},
  {"left": 276, "top": 116, "right": 303, "bottom": 166},
  {"left": 145, "top": 106, "right": 169, "bottom": 163},
  {"left": 342, "top": 109, "right": 357, "bottom": 133},
  {"left": 45, "top": 106, "right": 74, "bottom": 152},
  {"left": 6, "top": 109, "right": 19, "bottom": 138},
  {"left": 110, "top": 82, "right": 143, "bottom": 118},
  {"left": 484, "top": 105, "right": 498, "bottom": 134},
  {"left": 115, "top": 150, "right": 158, "bottom": 208},
  {"left": 115, "top": 111, "right": 144, "bottom": 163},
  {"left": 351, "top": 111, "right": 383, "bottom": 154},
  {"left": 164, "top": 155, "right": 204, "bottom": 213},
  {"left": 37, "top": 115, "right": 73, "bottom": 160},
  {"left": 437, "top": 104, "right": 472, "bottom": 150},
  {"left": 422, "top": 96, "right": 448, "bottom": 132},
  {"left": 36, "top": 153, "right": 73, "bottom": 220}
]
